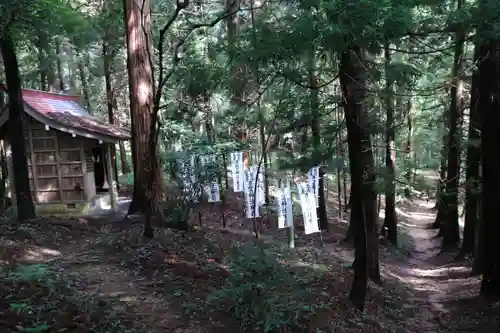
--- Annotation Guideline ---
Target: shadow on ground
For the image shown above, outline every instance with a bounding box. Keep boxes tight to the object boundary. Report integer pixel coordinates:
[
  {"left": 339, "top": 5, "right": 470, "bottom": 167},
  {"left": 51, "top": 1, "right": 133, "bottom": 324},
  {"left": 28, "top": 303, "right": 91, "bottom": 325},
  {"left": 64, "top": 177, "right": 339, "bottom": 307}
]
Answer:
[{"left": 0, "top": 189, "right": 498, "bottom": 332}]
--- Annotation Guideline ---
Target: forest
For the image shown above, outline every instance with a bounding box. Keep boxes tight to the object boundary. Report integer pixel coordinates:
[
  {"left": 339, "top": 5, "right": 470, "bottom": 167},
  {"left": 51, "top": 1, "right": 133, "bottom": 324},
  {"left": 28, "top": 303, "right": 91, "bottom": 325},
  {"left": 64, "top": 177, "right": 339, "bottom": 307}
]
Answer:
[{"left": 0, "top": 0, "right": 500, "bottom": 332}]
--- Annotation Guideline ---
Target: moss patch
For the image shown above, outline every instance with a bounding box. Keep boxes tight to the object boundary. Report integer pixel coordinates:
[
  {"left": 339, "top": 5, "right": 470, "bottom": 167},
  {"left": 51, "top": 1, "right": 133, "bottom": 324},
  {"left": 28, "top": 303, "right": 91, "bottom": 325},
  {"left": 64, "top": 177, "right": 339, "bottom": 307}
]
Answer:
[
  {"left": 5, "top": 203, "right": 91, "bottom": 218},
  {"left": 35, "top": 203, "right": 91, "bottom": 216}
]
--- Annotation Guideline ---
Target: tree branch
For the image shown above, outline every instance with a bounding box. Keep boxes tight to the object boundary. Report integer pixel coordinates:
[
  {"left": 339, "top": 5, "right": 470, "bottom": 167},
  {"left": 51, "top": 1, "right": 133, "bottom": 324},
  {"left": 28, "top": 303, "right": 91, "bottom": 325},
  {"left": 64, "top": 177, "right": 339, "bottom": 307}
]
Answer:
[{"left": 277, "top": 71, "right": 339, "bottom": 89}]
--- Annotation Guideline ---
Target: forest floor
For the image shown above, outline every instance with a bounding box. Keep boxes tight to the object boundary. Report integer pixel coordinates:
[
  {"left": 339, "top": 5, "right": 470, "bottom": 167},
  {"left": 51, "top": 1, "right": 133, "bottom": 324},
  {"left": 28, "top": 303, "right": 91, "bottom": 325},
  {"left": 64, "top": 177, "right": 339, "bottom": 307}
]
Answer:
[{"left": 0, "top": 184, "right": 499, "bottom": 332}]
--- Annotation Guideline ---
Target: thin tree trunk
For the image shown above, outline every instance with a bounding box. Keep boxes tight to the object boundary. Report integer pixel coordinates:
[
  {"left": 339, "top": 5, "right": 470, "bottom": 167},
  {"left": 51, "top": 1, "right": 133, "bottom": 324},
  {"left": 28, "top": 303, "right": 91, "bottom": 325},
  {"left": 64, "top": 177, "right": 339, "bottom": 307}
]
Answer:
[
  {"left": 35, "top": 33, "right": 48, "bottom": 91},
  {"left": 382, "top": 41, "right": 398, "bottom": 245},
  {"left": 78, "top": 55, "right": 92, "bottom": 114},
  {"left": 55, "top": 38, "right": 65, "bottom": 92},
  {"left": 258, "top": 106, "right": 270, "bottom": 204},
  {"left": 436, "top": 2, "right": 464, "bottom": 250},
  {"left": 102, "top": 41, "right": 120, "bottom": 190},
  {"left": 309, "top": 50, "right": 328, "bottom": 231},
  {"left": 119, "top": 141, "right": 130, "bottom": 174},
  {"left": 404, "top": 99, "right": 413, "bottom": 197},
  {"left": 336, "top": 102, "right": 343, "bottom": 219},
  {"left": 433, "top": 118, "right": 448, "bottom": 213}
]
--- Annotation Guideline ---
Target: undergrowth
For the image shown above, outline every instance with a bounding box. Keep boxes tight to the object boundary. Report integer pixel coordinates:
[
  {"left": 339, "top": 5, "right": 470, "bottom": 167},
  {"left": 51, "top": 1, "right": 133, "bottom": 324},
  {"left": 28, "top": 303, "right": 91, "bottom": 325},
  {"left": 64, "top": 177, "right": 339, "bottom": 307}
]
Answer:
[
  {"left": 0, "top": 263, "right": 143, "bottom": 333},
  {"left": 206, "top": 243, "right": 329, "bottom": 332}
]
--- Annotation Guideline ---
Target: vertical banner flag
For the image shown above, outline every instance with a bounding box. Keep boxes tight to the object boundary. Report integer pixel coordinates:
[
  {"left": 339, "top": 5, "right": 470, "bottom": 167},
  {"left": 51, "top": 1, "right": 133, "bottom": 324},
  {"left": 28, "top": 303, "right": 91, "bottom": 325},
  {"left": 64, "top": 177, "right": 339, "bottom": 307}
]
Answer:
[
  {"left": 230, "top": 152, "right": 244, "bottom": 192},
  {"left": 190, "top": 156, "right": 197, "bottom": 186},
  {"left": 179, "top": 156, "right": 198, "bottom": 202},
  {"left": 297, "top": 182, "right": 319, "bottom": 234},
  {"left": 277, "top": 185, "right": 293, "bottom": 228},
  {"left": 173, "top": 141, "right": 182, "bottom": 152},
  {"left": 206, "top": 182, "right": 221, "bottom": 202},
  {"left": 308, "top": 166, "right": 320, "bottom": 207},
  {"left": 200, "top": 155, "right": 220, "bottom": 202},
  {"left": 247, "top": 166, "right": 264, "bottom": 205},
  {"left": 258, "top": 166, "right": 265, "bottom": 205},
  {"left": 244, "top": 167, "right": 260, "bottom": 218}
]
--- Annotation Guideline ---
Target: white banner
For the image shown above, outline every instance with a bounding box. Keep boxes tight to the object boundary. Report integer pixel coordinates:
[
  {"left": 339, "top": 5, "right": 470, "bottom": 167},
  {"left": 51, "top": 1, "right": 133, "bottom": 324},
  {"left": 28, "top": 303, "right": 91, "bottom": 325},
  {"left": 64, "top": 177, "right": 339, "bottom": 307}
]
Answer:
[
  {"left": 200, "top": 154, "right": 217, "bottom": 168},
  {"left": 308, "top": 166, "right": 319, "bottom": 207},
  {"left": 246, "top": 165, "right": 265, "bottom": 205},
  {"left": 200, "top": 154, "right": 220, "bottom": 202},
  {"left": 200, "top": 154, "right": 217, "bottom": 182},
  {"left": 204, "top": 181, "right": 221, "bottom": 202},
  {"left": 277, "top": 186, "right": 293, "bottom": 228},
  {"left": 179, "top": 156, "right": 198, "bottom": 202},
  {"left": 257, "top": 166, "right": 265, "bottom": 205},
  {"left": 297, "top": 182, "right": 319, "bottom": 234},
  {"left": 244, "top": 168, "right": 260, "bottom": 218},
  {"left": 230, "top": 152, "right": 244, "bottom": 192},
  {"left": 173, "top": 141, "right": 182, "bottom": 152}
]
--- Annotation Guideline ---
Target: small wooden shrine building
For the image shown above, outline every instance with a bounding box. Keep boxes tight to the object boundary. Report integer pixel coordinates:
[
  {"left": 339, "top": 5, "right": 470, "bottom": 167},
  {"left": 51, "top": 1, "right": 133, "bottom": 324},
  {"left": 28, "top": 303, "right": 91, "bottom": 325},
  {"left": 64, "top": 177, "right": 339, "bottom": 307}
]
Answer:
[{"left": 0, "top": 87, "right": 130, "bottom": 213}]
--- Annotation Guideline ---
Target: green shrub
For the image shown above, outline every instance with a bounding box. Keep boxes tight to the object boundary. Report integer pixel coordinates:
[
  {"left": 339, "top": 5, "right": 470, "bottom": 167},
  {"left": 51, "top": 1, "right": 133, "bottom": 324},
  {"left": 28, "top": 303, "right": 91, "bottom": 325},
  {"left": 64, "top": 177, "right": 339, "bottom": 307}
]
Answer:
[{"left": 207, "top": 244, "right": 328, "bottom": 332}]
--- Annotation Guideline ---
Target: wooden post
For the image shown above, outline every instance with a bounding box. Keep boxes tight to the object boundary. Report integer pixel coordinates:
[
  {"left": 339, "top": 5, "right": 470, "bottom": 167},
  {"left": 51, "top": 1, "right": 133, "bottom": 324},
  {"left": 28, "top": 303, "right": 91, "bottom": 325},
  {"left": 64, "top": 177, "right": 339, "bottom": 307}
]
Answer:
[{"left": 104, "top": 143, "right": 118, "bottom": 211}]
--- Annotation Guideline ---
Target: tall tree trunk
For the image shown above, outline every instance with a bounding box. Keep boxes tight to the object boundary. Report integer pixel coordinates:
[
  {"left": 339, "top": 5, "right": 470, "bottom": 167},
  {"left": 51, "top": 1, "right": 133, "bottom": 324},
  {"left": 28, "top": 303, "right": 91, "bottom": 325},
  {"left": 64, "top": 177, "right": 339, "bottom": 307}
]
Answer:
[
  {"left": 226, "top": 0, "right": 247, "bottom": 145},
  {"left": 226, "top": 0, "right": 241, "bottom": 105},
  {"left": 103, "top": 41, "right": 120, "bottom": 190},
  {"left": 1, "top": 32, "right": 36, "bottom": 221},
  {"left": 55, "top": 38, "right": 65, "bottom": 92},
  {"left": 119, "top": 141, "right": 130, "bottom": 174},
  {"left": 0, "top": 141, "right": 7, "bottom": 202},
  {"left": 77, "top": 54, "right": 92, "bottom": 114},
  {"left": 478, "top": 33, "right": 500, "bottom": 298},
  {"left": 0, "top": 87, "right": 6, "bottom": 200},
  {"left": 123, "top": 0, "right": 163, "bottom": 236},
  {"left": 458, "top": 47, "right": 480, "bottom": 259},
  {"left": 46, "top": 52, "right": 57, "bottom": 92},
  {"left": 257, "top": 105, "right": 270, "bottom": 204},
  {"left": 65, "top": 45, "right": 78, "bottom": 93},
  {"left": 35, "top": 33, "right": 48, "bottom": 91},
  {"left": 404, "top": 99, "right": 413, "bottom": 197},
  {"left": 382, "top": 41, "right": 398, "bottom": 245},
  {"left": 309, "top": 51, "right": 328, "bottom": 231},
  {"left": 433, "top": 119, "right": 448, "bottom": 212},
  {"left": 335, "top": 102, "right": 343, "bottom": 219},
  {"left": 435, "top": 2, "right": 464, "bottom": 250},
  {"left": 340, "top": 47, "right": 380, "bottom": 311}
]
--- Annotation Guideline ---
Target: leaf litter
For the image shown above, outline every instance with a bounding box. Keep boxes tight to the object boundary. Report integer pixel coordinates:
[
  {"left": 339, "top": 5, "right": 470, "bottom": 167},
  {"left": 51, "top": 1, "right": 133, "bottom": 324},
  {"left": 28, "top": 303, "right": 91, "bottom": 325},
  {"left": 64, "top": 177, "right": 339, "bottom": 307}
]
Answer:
[{"left": 0, "top": 194, "right": 498, "bottom": 333}]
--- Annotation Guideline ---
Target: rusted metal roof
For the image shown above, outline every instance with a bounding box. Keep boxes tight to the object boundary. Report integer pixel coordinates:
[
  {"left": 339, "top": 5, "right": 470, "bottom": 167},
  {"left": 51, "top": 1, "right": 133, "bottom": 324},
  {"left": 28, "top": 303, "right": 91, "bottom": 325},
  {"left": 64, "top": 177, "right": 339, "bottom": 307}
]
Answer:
[{"left": 0, "top": 86, "right": 130, "bottom": 141}]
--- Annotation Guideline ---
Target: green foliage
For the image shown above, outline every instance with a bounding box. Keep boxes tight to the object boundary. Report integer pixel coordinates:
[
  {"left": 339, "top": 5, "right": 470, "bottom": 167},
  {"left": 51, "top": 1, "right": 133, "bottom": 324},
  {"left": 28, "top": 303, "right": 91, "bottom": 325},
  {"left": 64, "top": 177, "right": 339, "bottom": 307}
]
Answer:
[
  {"left": 0, "top": 263, "right": 144, "bottom": 333},
  {"left": 207, "top": 244, "right": 328, "bottom": 332},
  {"left": 163, "top": 197, "right": 193, "bottom": 230}
]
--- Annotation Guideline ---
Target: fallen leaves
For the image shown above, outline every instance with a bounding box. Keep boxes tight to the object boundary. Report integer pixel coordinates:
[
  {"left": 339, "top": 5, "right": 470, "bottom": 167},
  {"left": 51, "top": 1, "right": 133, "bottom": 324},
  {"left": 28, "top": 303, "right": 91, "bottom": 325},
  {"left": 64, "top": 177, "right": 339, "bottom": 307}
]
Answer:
[{"left": 0, "top": 196, "right": 497, "bottom": 333}]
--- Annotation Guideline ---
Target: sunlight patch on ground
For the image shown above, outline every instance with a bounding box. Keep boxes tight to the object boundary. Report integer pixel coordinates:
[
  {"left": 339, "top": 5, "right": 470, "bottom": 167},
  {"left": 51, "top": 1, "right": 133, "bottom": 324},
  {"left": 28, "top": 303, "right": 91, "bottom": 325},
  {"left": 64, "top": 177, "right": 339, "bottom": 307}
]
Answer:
[
  {"left": 416, "top": 201, "right": 435, "bottom": 209},
  {"left": 286, "top": 259, "right": 330, "bottom": 273},
  {"left": 410, "top": 266, "right": 469, "bottom": 278},
  {"left": 395, "top": 207, "right": 434, "bottom": 221},
  {"left": 382, "top": 264, "right": 478, "bottom": 295},
  {"left": 0, "top": 240, "right": 62, "bottom": 263},
  {"left": 382, "top": 270, "right": 441, "bottom": 290},
  {"left": 399, "top": 221, "right": 425, "bottom": 228},
  {"left": 22, "top": 247, "right": 62, "bottom": 262}
]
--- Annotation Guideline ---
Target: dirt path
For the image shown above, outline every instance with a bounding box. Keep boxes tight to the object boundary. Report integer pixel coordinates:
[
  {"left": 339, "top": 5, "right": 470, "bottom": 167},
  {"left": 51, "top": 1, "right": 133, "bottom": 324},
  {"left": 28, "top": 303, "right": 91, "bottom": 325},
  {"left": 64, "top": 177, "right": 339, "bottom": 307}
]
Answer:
[{"left": 390, "top": 199, "right": 493, "bottom": 333}]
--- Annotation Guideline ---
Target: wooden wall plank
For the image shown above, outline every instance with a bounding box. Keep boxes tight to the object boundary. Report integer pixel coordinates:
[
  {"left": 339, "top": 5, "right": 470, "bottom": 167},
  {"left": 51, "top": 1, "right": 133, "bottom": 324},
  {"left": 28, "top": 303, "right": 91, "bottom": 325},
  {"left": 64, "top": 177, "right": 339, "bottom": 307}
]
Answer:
[
  {"left": 53, "top": 132, "right": 64, "bottom": 203},
  {"left": 26, "top": 119, "right": 39, "bottom": 203}
]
